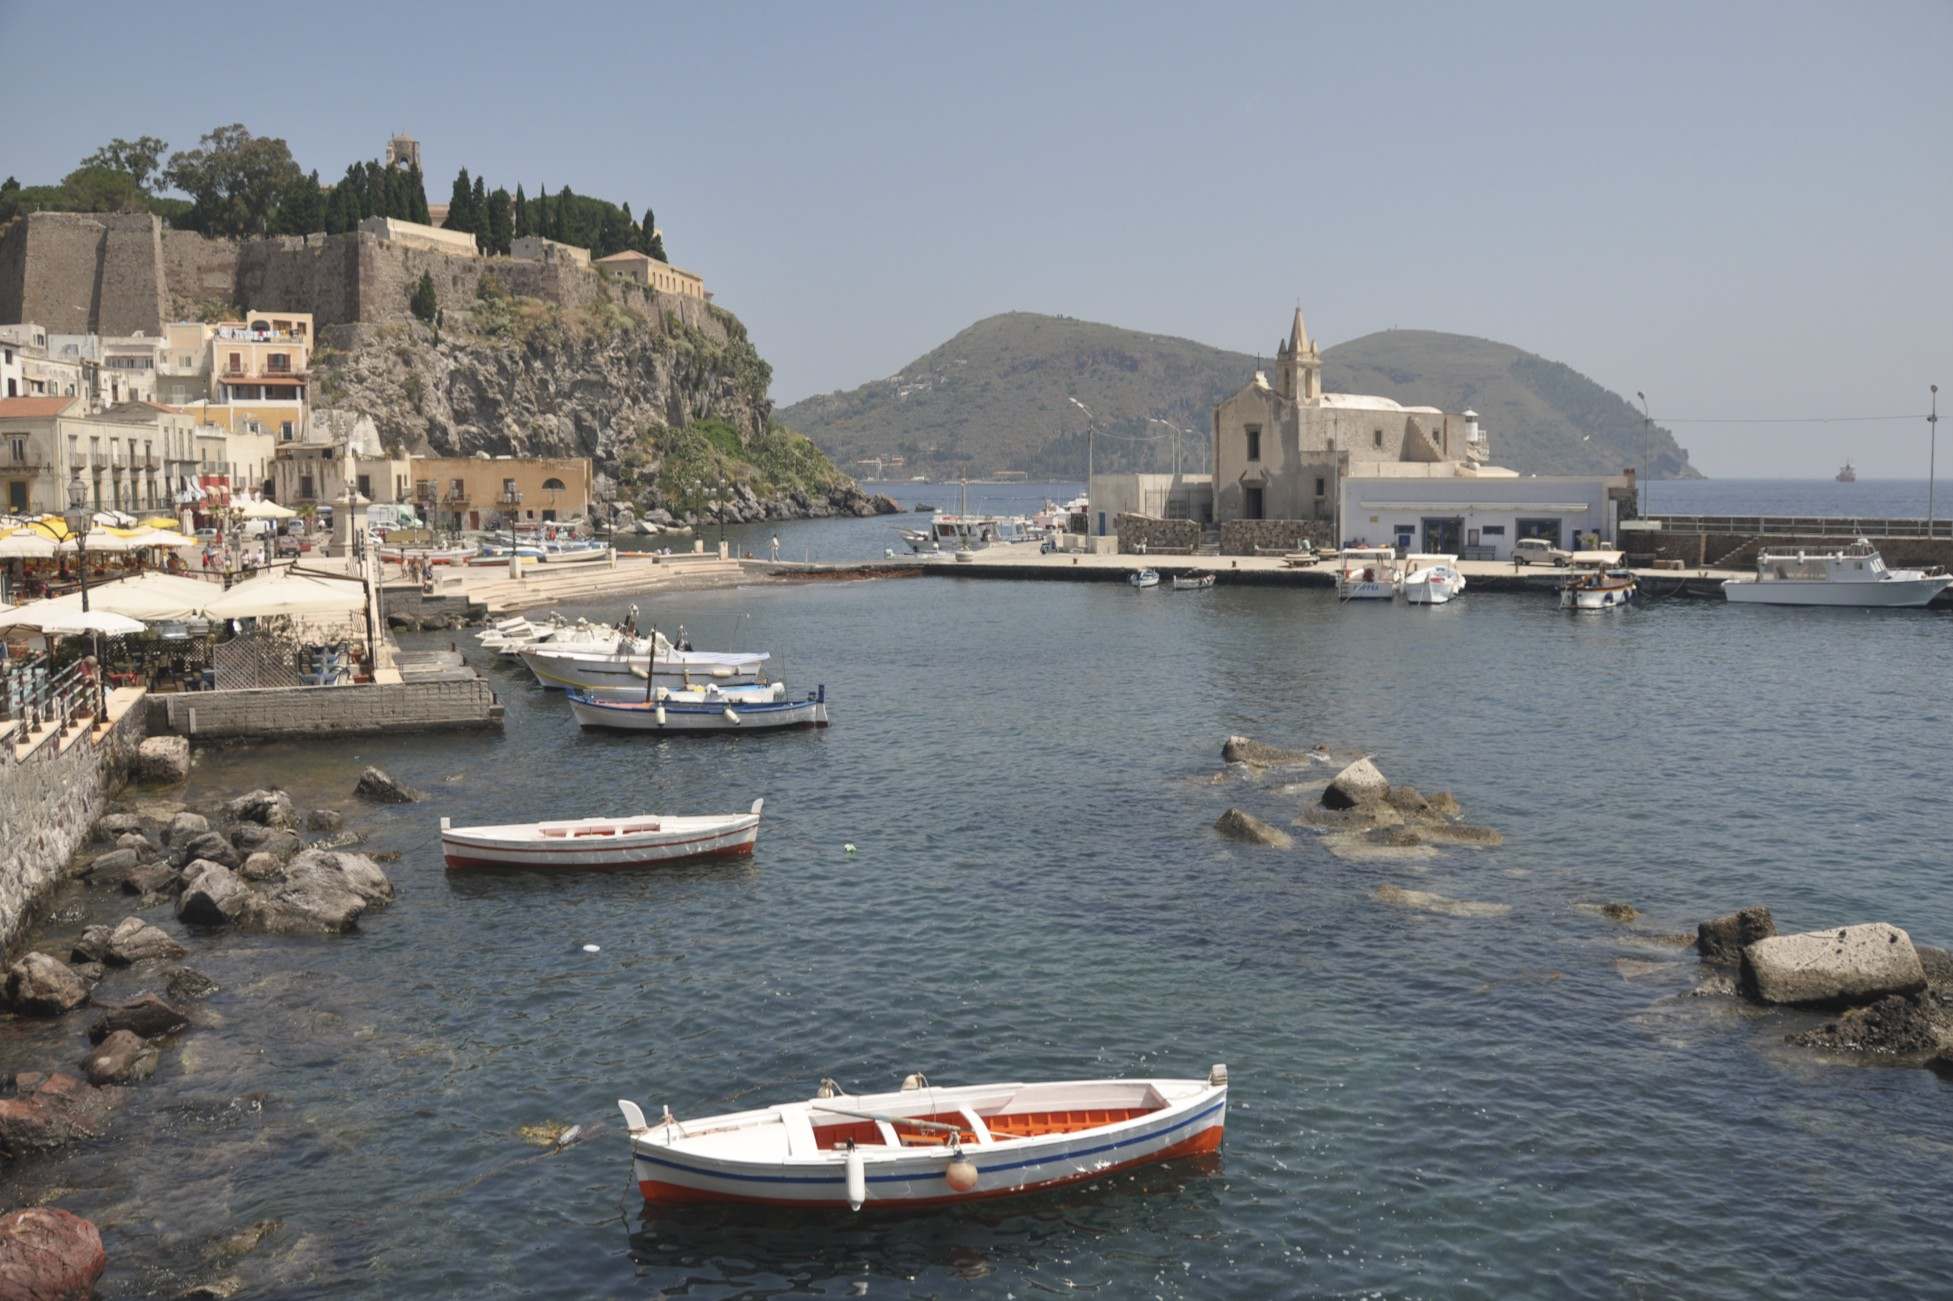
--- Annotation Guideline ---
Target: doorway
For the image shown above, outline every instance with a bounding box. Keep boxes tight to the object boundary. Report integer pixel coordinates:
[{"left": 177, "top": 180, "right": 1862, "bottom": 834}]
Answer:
[
  {"left": 1421, "top": 516, "right": 1464, "bottom": 553},
  {"left": 1243, "top": 487, "right": 1264, "bottom": 520}
]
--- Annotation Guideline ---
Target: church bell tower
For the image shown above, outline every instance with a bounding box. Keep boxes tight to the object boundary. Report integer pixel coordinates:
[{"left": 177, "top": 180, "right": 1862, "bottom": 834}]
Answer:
[{"left": 1280, "top": 305, "right": 1322, "bottom": 404}]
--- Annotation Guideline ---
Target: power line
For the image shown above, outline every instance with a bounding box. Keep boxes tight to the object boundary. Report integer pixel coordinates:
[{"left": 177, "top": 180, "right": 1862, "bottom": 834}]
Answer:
[{"left": 1651, "top": 414, "right": 1927, "bottom": 424}]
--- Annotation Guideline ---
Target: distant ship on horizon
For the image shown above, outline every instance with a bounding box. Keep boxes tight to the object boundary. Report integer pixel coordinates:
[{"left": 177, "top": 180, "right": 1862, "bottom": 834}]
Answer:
[{"left": 1836, "top": 461, "right": 1857, "bottom": 483}]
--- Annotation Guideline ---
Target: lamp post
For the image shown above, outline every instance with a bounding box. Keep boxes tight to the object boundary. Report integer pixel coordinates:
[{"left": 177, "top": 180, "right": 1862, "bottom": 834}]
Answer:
[
  {"left": 717, "top": 469, "right": 726, "bottom": 555},
  {"left": 1069, "top": 397, "right": 1095, "bottom": 534},
  {"left": 1930, "top": 385, "right": 1940, "bottom": 536},
  {"left": 503, "top": 480, "right": 522, "bottom": 579},
  {"left": 1635, "top": 391, "right": 1652, "bottom": 518},
  {"left": 64, "top": 472, "right": 91, "bottom": 613}
]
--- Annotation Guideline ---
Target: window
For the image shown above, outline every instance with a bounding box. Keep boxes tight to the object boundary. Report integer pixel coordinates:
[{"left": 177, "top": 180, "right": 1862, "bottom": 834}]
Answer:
[
  {"left": 8, "top": 439, "right": 22, "bottom": 464},
  {"left": 299, "top": 475, "right": 315, "bottom": 499},
  {"left": 227, "top": 352, "right": 243, "bottom": 374},
  {"left": 280, "top": 421, "right": 294, "bottom": 441},
  {"left": 1314, "top": 477, "right": 1325, "bottom": 497},
  {"left": 357, "top": 474, "right": 372, "bottom": 498},
  {"left": 1481, "top": 525, "right": 1506, "bottom": 536},
  {"left": 1373, "top": 429, "right": 1383, "bottom": 449},
  {"left": 7, "top": 481, "right": 25, "bottom": 512},
  {"left": 1516, "top": 518, "right": 1562, "bottom": 545},
  {"left": 1245, "top": 424, "right": 1261, "bottom": 462},
  {"left": 541, "top": 477, "right": 567, "bottom": 491}
]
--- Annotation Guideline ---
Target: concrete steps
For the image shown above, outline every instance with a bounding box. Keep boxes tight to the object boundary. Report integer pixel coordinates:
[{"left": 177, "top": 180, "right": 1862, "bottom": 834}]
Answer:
[{"left": 458, "top": 558, "right": 748, "bottom": 613}]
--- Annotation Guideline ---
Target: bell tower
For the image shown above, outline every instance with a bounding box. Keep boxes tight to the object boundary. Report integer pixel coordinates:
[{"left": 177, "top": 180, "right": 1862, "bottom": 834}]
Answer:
[{"left": 1281, "top": 305, "right": 1322, "bottom": 404}]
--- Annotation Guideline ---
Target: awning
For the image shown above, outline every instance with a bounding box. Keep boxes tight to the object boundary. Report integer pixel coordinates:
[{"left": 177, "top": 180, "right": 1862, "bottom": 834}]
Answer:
[
  {"left": 0, "top": 530, "right": 58, "bottom": 559},
  {"left": 236, "top": 499, "right": 297, "bottom": 520},
  {"left": 1354, "top": 500, "right": 1591, "bottom": 512},
  {"left": 1570, "top": 550, "right": 1625, "bottom": 566},
  {"left": 2, "top": 572, "right": 225, "bottom": 623},
  {"left": 201, "top": 571, "right": 366, "bottom": 618}
]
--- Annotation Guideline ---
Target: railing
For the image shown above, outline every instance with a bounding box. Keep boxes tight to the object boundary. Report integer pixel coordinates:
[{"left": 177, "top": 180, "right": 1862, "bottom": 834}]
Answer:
[
  {"left": 1635, "top": 515, "right": 1953, "bottom": 540},
  {"left": 1, "top": 654, "right": 105, "bottom": 735}
]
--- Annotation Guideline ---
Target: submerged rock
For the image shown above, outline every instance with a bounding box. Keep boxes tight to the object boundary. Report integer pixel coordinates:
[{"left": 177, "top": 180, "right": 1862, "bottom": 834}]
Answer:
[
  {"left": 2, "top": 954, "right": 89, "bottom": 1016},
  {"left": 1213, "top": 808, "right": 1294, "bottom": 848},
  {"left": 164, "top": 967, "right": 219, "bottom": 1001},
  {"left": 354, "top": 766, "right": 424, "bottom": 804},
  {"left": 1786, "top": 994, "right": 1949, "bottom": 1058},
  {"left": 226, "top": 788, "right": 296, "bottom": 828},
  {"left": 204, "top": 1219, "right": 281, "bottom": 1263},
  {"left": 0, "top": 1073, "right": 120, "bottom": 1155},
  {"left": 178, "top": 864, "right": 249, "bottom": 927},
  {"left": 305, "top": 808, "right": 343, "bottom": 833},
  {"left": 1322, "top": 758, "right": 1389, "bottom": 810},
  {"left": 1697, "top": 906, "right": 1776, "bottom": 964},
  {"left": 1590, "top": 902, "right": 1641, "bottom": 924},
  {"left": 88, "top": 994, "right": 189, "bottom": 1043},
  {"left": 166, "top": 810, "right": 211, "bottom": 845},
  {"left": 1374, "top": 884, "right": 1512, "bottom": 919},
  {"left": 135, "top": 734, "right": 191, "bottom": 784},
  {"left": 1742, "top": 923, "right": 1925, "bottom": 1006},
  {"left": 93, "top": 812, "right": 145, "bottom": 841},
  {"left": 82, "top": 1030, "right": 159, "bottom": 1085},
  {"left": 1219, "top": 736, "right": 1318, "bottom": 767},
  {"left": 122, "top": 862, "right": 181, "bottom": 898},
  {"left": 105, "top": 917, "right": 187, "bottom": 965},
  {"left": 0, "top": 1207, "right": 106, "bottom": 1299}
]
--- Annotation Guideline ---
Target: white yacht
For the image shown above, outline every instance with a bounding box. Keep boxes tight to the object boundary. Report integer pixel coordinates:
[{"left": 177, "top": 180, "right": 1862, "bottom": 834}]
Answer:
[{"left": 1721, "top": 538, "right": 1952, "bottom": 608}]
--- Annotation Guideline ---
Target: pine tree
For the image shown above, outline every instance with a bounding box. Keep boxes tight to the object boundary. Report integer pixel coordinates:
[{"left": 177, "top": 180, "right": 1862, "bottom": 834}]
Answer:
[
  {"left": 444, "top": 168, "right": 473, "bottom": 232},
  {"left": 410, "top": 270, "right": 437, "bottom": 322},
  {"left": 471, "top": 176, "right": 488, "bottom": 250},
  {"left": 513, "top": 184, "right": 528, "bottom": 239},
  {"left": 487, "top": 187, "right": 513, "bottom": 256}
]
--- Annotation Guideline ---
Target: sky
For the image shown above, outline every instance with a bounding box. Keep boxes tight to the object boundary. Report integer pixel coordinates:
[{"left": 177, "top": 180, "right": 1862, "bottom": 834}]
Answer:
[{"left": 4, "top": 0, "right": 1949, "bottom": 476}]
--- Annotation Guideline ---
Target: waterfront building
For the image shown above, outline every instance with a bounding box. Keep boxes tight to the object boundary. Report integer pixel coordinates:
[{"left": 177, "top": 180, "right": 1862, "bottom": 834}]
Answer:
[
  {"left": 410, "top": 455, "right": 592, "bottom": 531},
  {"left": 1337, "top": 470, "right": 1634, "bottom": 558},
  {"left": 49, "top": 332, "right": 169, "bottom": 408},
  {"left": 590, "top": 250, "right": 708, "bottom": 301},
  {"left": 0, "top": 324, "right": 85, "bottom": 402},
  {"left": 510, "top": 236, "right": 591, "bottom": 269},
  {"left": 0, "top": 395, "right": 202, "bottom": 514},
  {"left": 272, "top": 409, "right": 410, "bottom": 509},
  {"left": 360, "top": 216, "right": 479, "bottom": 258}
]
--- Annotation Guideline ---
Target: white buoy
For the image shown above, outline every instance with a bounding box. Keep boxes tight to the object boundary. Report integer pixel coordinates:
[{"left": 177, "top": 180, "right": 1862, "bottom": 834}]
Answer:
[
  {"left": 844, "top": 843, "right": 857, "bottom": 855},
  {"left": 722, "top": 705, "right": 739, "bottom": 724},
  {"left": 655, "top": 704, "right": 666, "bottom": 726},
  {"left": 845, "top": 1145, "right": 866, "bottom": 1212}
]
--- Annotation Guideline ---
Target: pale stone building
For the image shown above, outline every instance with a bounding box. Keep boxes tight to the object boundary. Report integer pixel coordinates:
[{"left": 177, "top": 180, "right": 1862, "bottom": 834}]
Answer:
[
  {"left": 0, "top": 395, "right": 198, "bottom": 515},
  {"left": 49, "top": 332, "right": 167, "bottom": 407},
  {"left": 1211, "top": 308, "right": 1489, "bottom": 529},
  {"left": 360, "top": 216, "right": 478, "bottom": 258},
  {"left": 0, "top": 324, "right": 85, "bottom": 402},
  {"left": 411, "top": 455, "right": 592, "bottom": 531},
  {"left": 591, "top": 250, "right": 707, "bottom": 301},
  {"left": 511, "top": 236, "right": 591, "bottom": 269}
]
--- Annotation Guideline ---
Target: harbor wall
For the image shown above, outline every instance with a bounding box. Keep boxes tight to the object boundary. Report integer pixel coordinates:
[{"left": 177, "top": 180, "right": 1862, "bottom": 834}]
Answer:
[
  {"left": 1114, "top": 515, "right": 1201, "bottom": 553},
  {"left": 1632, "top": 530, "right": 1953, "bottom": 571},
  {"left": 151, "top": 678, "right": 501, "bottom": 738},
  {"left": 0, "top": 694, "right": 147, "bottom": 954},
  {"left": 1220, "top": 519, "right": 1328, "bottom": 556}
]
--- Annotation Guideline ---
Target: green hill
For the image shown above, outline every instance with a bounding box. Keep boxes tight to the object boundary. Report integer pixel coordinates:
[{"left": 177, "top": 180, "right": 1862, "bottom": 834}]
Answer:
[{"left": 779, "top": 312, "right": 1698, "bottom": 480}]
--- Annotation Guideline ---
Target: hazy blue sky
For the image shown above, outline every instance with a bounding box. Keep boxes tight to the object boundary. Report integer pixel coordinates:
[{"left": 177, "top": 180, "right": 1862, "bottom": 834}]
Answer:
[{"left": 5, "top": 1, "right": 1948, "bottom": 475}]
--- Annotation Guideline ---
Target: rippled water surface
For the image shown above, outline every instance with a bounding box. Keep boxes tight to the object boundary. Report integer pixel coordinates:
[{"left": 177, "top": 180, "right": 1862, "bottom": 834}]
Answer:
[{"left": 7, "top": 569, "right": 1953, "bottom": 1298}]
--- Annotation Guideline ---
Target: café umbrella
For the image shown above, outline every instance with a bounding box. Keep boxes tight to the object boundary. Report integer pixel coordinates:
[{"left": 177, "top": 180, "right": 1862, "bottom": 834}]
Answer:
[{"left": 35, "top": 610, "right": 147, "bottom": 637}]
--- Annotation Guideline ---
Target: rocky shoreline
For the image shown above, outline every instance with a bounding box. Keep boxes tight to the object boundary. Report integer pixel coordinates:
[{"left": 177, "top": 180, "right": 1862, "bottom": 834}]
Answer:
[
  {"left": 606, "top": 478, "right": 900, "bottom": 538},
  {"left": 0, "top": 762, "right": 417, "bottom": 1297}
]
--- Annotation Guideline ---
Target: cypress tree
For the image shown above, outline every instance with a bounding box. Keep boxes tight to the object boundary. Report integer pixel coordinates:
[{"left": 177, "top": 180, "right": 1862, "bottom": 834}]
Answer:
[
  {"left": 444, "top": 168, "right": 473, "bottom": 231},
  {"left": 471, "top": 175, "right": 487, "bottom": 250},
  {"left": 638, "top": 207, "right": 657, "bottom": 254},
  {"left": 408, "top": 162, "right": 431, "bottom": 223},
  {"left": 513, "top": 184, "right": 528, "bottom": 239},
  {"left": 366, "top": 163, "right": 388, "bottom": 220},
  {"left": 649, "top": 231, "right": 667, "bottom": 263},
  {"left": 385, "top": 166, "right": 409, "bottom": 219},
  {"left": 555, "top": 185, "right": 575, "bottom": 244},
  {"left": 534, "top": 185, "right": 549, "bottom": 243},
  {"left": 410, "top": 270, "right": 437, "bottom": 322},
  {"left": 487, "top": 187, "right": 513, "bottom": 255}
]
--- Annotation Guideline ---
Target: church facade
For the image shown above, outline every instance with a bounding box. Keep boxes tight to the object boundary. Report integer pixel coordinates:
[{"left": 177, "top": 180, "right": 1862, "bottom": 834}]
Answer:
[{"left": 1210, "top": 308, "right": 1488, "bottom": 529}]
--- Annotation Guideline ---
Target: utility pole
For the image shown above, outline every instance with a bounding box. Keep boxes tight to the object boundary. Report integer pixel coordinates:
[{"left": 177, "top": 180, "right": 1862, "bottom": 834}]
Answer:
[
  {"left": 1930, "top": 385, "right": 1940, "bottom": 535},
  {"left": 1636, "top": 391, "right": 1652, "bottom": 518}
]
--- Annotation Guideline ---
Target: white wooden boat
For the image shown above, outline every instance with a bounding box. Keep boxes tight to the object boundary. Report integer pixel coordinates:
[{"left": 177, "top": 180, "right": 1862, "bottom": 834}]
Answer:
[
  {"left": 1336, "top": 547, "right": 1400, "bottom": 601},
  {"left": 520, "top": 640, "right": 769, "bottom": 690},
  {"left": 1403, "top": 555, "right": 1465, "bottom": 606},
  {"left": 1560, "top": 570, "right": 1636, "bottom": 609},
  {"left": 440, "top": 799, "right": 762, "bottom": 870},
  {"left": 618, "top": 1065, "right": 1228, "bottom": 1210},
  {"left": 1130, "top": 569, "right": 1160, "bottom": 588},
  {"left": 1721, "top": 538, "right": 1952, "bottom": 607},
  {"left": 568, "top": 685, "right": 829, "bottom": 731}
]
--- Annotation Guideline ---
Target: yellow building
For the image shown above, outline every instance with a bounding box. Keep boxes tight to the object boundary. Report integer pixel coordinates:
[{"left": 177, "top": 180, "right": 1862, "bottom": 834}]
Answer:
[
  {"left": 410, "top": 456, "right": 592, "bottom": 531},
  {"left": 590, "top": 251, "right": 708, "bottom": 301}
]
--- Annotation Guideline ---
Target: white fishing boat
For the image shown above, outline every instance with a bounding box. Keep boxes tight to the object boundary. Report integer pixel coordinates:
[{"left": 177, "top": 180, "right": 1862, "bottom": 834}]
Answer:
[
  {"left": 1402, "top": 554, "right": 1465, "bottom": 606},
  {"left": 1336, "top": 546, "right": 1400, "bottom": 601},
  {"left": 1721, "top": 538, "right": 1952, "bottom": 608},
  {"left": 1170, "top": 570, "right": 1216, "bottom": 590},
  {"left": 567, "top": 685, "right": 829, "bottom": 731},
  {"left": 520, "top": 636, "right": 769, "bottom": 690},
  {"left": 618, "top": 1064, "right": 1228, "bottom": 1211},
  {"left": 1560, "top": 570, "right": 1636, "bottom": 610},
  {"left": 440, "top": 799, "right": 763, "bottom": 870},
  {"left": 1130, "top": 568, "right": 1160, "bottom": 589}
]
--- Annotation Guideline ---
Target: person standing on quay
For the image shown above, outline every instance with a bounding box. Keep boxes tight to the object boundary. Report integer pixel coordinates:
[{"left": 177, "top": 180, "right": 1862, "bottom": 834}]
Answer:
[{"left": 769, "top": 534, "right": 780, "bottom": 562}]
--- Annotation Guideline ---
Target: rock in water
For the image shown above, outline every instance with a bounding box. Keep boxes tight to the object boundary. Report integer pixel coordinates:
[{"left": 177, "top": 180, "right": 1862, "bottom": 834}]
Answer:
[
  {"left": 1914, "top": 945, "right": 1953, "bottom": 997},
  {"left": 69, "top": 926, "right": 114, "bottom": 965},
  {"left": 135, "top": 734, "right": 191, "bottom": 784},
  {"left": 82, "top": 1030, "right": 159, "bottom": 1085},
  {"left": 225, "top": 788, "right": 296, "bottom": 828},
  {"left": 1742, "top": 923, "right": 1926, "bottom": 1006},
  {"left": 114, "top": 831, "right": 154, "bottom": 855},
  {"left": 236, "top": 849, "right": 391, "bottom": 935},
  {"left": 0, "top": 1073, "right": 120, "bottom": 1156},
  {"left": 86, "top": 847, "right": 141, "bottom": 878},
  {"left": 1373, "top": 884, "right": 1512, "bottom": 919},
  {"left": 1786, "top": 994, "right": 1949, "bottom": 1058},
  {"left": 165, "top": 810, "right": 210, "bottom": 845},
  {"left": 353, "top": 766, "right": 424, "bottom": 804},
  {"left": 164, "top": 967, "right": 219, "bottom": 1001},
  {"left": 1322, "top": 758, "right": 1389, "bottom": 810},
  {"left": 1697, "top": 906, "right": 1776, "bottom": 964},
  {"left": 305, "top": 808, "right": 344, "bottom": 833},
  {"left": 121, "top": 863, "right": 180, "bottom": 898},
  {"left": 104, "top": 917, "right": 187, "bottom": 965},
  {"left": 93, "top": 812, "right": 145, "bottom": 841},
  {"left": 1213, "top": 808, "right": 1295, "bottom": 848},
  {"left": 174, "top": 831, "right": 240, "bottom": 870},
  {"left": 232, "top": 824, "right": 302, "bottom": 859},
  {"left": 0, "top": 1207, "right": 106, "bottom": 1299},
  {"left": 88, "top": 994, "right": 190, "bottom": 1042},
  {"left": 1219, "top": 736, "right": 1314, "bottom": 767},
  {"left": 178, "top": 863, "right": 249, "bottom": 926},
  {"left": 1599, "top": 902, "right": 1640, "bottom": 923},
  {"left": 2, "top": 954, "right": 90, "bottom": 1016}
]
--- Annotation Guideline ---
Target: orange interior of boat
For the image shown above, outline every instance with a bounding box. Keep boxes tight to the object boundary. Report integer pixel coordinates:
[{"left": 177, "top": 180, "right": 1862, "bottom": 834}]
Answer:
[
  {"left": 811, "top": 1105, "right": 1160, "bottom": 1150},
  {"left": 540, "top": 823, "right": 661, "bottom": 839}
]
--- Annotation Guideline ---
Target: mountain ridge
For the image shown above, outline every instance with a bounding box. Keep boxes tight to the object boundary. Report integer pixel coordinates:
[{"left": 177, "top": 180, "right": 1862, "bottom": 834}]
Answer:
[{"left": 780, "top": 311, "right": 1699, "bottom": 480}]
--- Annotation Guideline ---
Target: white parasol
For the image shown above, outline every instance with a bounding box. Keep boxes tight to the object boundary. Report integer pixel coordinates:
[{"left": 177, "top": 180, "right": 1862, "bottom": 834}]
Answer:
[{"left": 35, "top": 610, "right": 147, "bottom": 636}]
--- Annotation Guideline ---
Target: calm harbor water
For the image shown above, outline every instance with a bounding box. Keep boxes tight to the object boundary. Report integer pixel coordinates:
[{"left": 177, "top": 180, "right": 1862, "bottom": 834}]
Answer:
[{"left": 5, "top": 569, "right": 1951, "bottom": 1298}]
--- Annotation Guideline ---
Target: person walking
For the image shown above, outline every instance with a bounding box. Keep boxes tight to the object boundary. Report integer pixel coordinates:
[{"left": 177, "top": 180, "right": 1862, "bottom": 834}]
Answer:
[{"left": 769, "top": 533, "right": 781, "bottom": 563}]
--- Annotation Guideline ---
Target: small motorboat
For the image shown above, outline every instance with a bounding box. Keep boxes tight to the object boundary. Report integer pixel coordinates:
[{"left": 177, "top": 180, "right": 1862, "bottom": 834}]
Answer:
[
  {"left": 520, "top": 636, "right": 770, "bottom": 690},
  {"left": 618, "top": 1064, "right": 1228, "bottom": 1211},
  {"left": 1170, "top": 571, "right": 1215, "bottom": 590},
  {"left": 1130, "top": 569, "right": 1160, "bottom": 589},
  {"left": 440, "top": 799, "right": 763, "bottom": 870},
  {"left": 1403, "top": 555, "right": 1466, "bottom": 606},
  {"left": 567, "top": 685, "right": 829, "bottom": 732},
  {"left": 1336, "top": 547, "right": 1400, "bottom": 600},
  {"left": 1560, "top": 569, "right": 1637, "bottom": 610}
]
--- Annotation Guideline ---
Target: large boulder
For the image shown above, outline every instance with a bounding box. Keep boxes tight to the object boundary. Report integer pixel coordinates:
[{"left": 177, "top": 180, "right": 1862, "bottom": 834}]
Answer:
[
  {"left": 69, "top": 926, "right": 114, "bottom": 966},
  {"left": 1698, "top": 906, "right": 1776, "bottom": 964},
  {"left": 121, "top": 862, "right": 181, "bottom": 898},
  {"left": 2, "top": 954, "right": 89, "bottom": 1016},
  {"left": 92, "top": 812, "right": 145, "bottom": 841},
  {"left": 236, "top": 849, "right": 393, "bottom": 935},
  {"left": 1915, "top": 944, "right": 1953, "bottom": 997},
  {"left": 231, "top": 824, "right": 302, "bottom": 859},
  {"left": 1213, "top": 808, "right": 1294, "bottom": 848},
  {"left": 353, "top": 766, "right": 423, "bottom": 804},
  {"left": 105, "top": 917, "right": 187, "bottom": 965},
  {"left": 225, "top": 788, "right": 295, "bottom": 828},
  {"left": 305, "top": 808, "right": 344, "bottom": 833},
  {"left": 1219, "top": 736, "right": 1318, "bottom": 767},
  {"left": 82, "top": 1029, "right": 159, "bottom": 1085},
  {"left": 0, "top": 1207, "right": 106, "bottom": 1299},
  {"left": 164, "top": 967, "right": 219, "bottom": 1001},
  {"left": 88, "top": 993, "right": 189, "bottom": 1043},
  {"left": 174, "top": 831, "right": 240, "bottom": 870},
  {"left": 0, "top": 1073, "right": 120, "bottom": 1156},
  {"left": 1742, "top": 923, "right": 1926, "bottom": 1006},
  {"left": 1322, "top": 758, "right": 1390, "bottom": 810},
  {"left": 1786, "top": 994, "right": 1949, "bottom": 1058},
  {"left": 85, "top": 847, "right": 141, "bottom": 879},
  {"left": 134, "top": 734, "right": 191, "bottom": 784},
  {"left": 177, "top": 863, "right": 249, "bottom": 927},
  {"left": 165, "top": 810, "right": 211, "bottom": 845}
]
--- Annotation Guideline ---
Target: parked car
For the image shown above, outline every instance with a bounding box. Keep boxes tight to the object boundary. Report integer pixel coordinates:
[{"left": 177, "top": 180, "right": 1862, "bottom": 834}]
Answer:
[
  {"left": 1512, "top": 538, "right": 1571, "bottom": 567},
  {"left": 194, "top": 527, "right": 217, "bottom": 544}
]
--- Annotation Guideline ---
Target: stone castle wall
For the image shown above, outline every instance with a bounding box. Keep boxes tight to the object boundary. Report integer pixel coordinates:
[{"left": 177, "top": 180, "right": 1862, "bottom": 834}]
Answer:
[{"left": 0, "top": 212, "right": 171, "bottom": 336}]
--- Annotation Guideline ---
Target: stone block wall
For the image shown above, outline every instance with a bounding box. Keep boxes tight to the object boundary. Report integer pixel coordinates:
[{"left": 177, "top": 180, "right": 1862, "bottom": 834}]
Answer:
[
  {"left": 1631, "top": 530, "right": 1953, "bottom": 571},
  {"left": 0, "top": 698, "right": 146, "bottom": 952},
  {"left": 1220, "top": 519, "right": 1328, "bottom": 556},
  {"left": 156, "top": 678, "right": 501, "bottom": 738},
  {"left": 1114, "top": 514, "right": 1201, "bottom": 553},
  {"left": 0, "top": 212, "right": 170, "bottom": 335}
]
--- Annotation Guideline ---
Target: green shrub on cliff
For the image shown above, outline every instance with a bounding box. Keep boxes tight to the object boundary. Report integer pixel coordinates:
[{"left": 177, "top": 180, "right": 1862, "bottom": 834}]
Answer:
[{"left": 410, "top": 272, "right": 438, "bottom": 323}]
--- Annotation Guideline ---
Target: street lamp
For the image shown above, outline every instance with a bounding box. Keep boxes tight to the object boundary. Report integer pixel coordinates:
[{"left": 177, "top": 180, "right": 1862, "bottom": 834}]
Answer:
[
  {"left": 717, "top": 469, "right": 726, "bottom": 553},
  {"left": 1069, "top": 397, "right": 1095, "bottom": 534},
  {"left": 502, "top": 480, "right": 522, "bottom": 579},
  {"left": 1930, "top": 385, "right": 1940, "bottom": 535},
  {"left": 1635, "top": 391, "right": 1652, "bottom": 518},
  {"left": 64, "top": 472, "right": 91, "bottom": 613}
]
